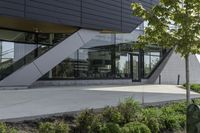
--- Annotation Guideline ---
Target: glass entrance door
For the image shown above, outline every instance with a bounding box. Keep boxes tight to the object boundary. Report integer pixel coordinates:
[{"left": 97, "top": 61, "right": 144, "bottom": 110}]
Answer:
[{"left": 130, "top": 54, "right": 141, "bottom": 82}]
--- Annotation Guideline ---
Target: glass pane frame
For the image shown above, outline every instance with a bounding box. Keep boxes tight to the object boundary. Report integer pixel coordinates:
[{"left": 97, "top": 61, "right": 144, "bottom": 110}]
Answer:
[{"left": 130, "top": 53, "right": 141, "bottom": 82}]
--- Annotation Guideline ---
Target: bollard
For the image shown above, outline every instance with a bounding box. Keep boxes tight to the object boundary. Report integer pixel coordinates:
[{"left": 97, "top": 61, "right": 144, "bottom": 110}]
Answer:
[{"left": 177, "top": 74, "right": 180, "bottom": 85}]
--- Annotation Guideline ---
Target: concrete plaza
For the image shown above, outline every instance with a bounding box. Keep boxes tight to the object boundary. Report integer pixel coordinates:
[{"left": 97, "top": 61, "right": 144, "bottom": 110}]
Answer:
[{"left": 0, "top": 85, "right": 199, "bottom": 121}]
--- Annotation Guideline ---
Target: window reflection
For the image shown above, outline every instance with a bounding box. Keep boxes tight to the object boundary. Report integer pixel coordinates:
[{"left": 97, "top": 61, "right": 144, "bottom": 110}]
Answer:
[
  {"left": 38, "top": 32, "right": 164, "bottom": 81},
  {"left": 0, "top": 29, "right": 69, "bottom": 45},
  {"left": 51, "top": 52, "right": 77, "bottom": 79},
  {"left": 132, "top": 55, "right": 139, "bottom": 80},
  {"left": 144, "top": 52, "right": 160, "bottom": 77},
  {"left": 88, "top": 49, "right": 112, "bottom": 78},
  {"left": 44, "top": 44, "right": 163, "bottom": 80},
  {"left": 49, "top": 46, "right": 114, "bottom": 79},
  {"left": 115, "top": 44, "right": 131, "bottom": 78},
  {"left": 0, "top": 41, "right": 14, "bottom": 62}
]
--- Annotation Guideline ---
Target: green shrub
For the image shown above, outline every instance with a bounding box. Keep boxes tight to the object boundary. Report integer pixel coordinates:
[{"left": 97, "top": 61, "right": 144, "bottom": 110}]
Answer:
[
  {"left": 0, "top": 122, "right": 18, "bottom": 133},
  {"left": 121, "top": 122, "right": 151, "bottom": 133},
  {"left": 8, "top": 128, "right": 18, "bottom": 133},
  {"left": 117, "top": 98, "right": 142, "bottom": 124},
  {"left": 189, "top": 84, "right": 200, "bottom": 93},
  {"left": 160, "top": 107, "right": 186, "bottom": 131},
  {"left": 54, "top": 121, "right": 69, "bottom": 133},
  {"left": 75, "top": 109, "right": 95, "bottom": 132},
  {"left": 194, "top": 99, "right": 200, "bottom": 105},
  {"left": 89, "top": 114, "right": 103, "bottom": 133},
  {"left": 0, "top": 122, "right": 7, "bottom": 133},
  {"left": 39, "top": 121, "right": 69, "bottom": 133},
  {"left": 100, "top": 123, "right": 121, "bottom": 133},
  {"left": 161, "top": 106, "right": 176, "bottom": 117},
  {"left": 102, "top": 106, "right": 122, "bottom": 124},
  {"left": 39, "top": 122, "right": 54, "bottom": 133},
  {"left": 142, "top": 108, "right": 162, "bottom": 133},
  {"left": 166, "top": 102, "right": 186, "bottom": 114},
  {"left": 177, "top": 114, "right": 186, "bottom": 128},
  {"left": 191, "top": 84, "right": 200, "bottom": 89},
  {"left": 183, "top": 83, "right": 200, "bottom": 93},
  {"left": 76, "top": 109, "right": 103, "bottom": 133},
  {"left": 161, "top": 114, "right": 185, "bottom": 131}
]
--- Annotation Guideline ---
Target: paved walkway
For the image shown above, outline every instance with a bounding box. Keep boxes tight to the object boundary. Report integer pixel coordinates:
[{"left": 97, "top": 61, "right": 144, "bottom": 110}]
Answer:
[{"left": 0, "top": 85, "right": 199, "bottom": 121}]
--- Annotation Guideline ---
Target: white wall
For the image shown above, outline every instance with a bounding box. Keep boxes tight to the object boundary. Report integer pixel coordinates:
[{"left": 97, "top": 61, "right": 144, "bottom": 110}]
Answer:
[{"left": 155, "top": 52, "right": 200, "bottom": 84}]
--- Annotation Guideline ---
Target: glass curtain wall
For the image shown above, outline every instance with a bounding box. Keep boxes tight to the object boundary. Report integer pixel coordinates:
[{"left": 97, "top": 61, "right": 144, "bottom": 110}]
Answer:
[
  {"left": 42, "top": 44, "right": 163, "bottom": 80},
  {"left": 143, "top": 51, "right": 161, "bottom": 77},
  {"left": 41, "top": 25, "right": 164, "bottom": 81},
  {"left": 42, "top": 42, "right": 163, "bottom": 80},
  {"left": 0, "top": 29, "right": 70, "bottom": 45},
  {"left": 115, "top": 44, "right": 131, "bottom": 79},
  {"left": 48, "top": 45, "right": 114, "bottom": 79},
  {"left": 0, "top": 28, "right": 76, "bottom": 80}
]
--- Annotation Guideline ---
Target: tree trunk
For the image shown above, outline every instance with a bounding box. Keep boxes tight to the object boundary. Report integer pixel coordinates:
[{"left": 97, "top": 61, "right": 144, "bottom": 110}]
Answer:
[{"left": 185, "top": 55, "right": 190, "bottom": 105}]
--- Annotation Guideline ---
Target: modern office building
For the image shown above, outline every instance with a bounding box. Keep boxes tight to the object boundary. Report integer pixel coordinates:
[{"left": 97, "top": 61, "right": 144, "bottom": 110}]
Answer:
[{"left": 0, "top": 0, "right": 199, "bottom": 88}]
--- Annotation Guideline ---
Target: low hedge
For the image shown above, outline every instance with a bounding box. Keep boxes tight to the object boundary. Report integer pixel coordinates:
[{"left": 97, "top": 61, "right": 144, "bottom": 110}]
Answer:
[
  {"left": 101, "top": 123, "right": 121, "bottom": 133},
  {"left": 74, "top": 98, "right": 187, "bottom": 133},
  {"left": 183, "top": 83, "right": 200, "bottom": 93},
  {"left": 2, "top": 98, "right": 193, "bottom": 133},
  {"left": 0, "top": 122, "right": 18, "bottom": 133},
  {"left": 121, "top": 122, "right": 151, "bottom": 133},
  {"left": 39, "top": 121, "right": 69, "bottom": 133},
  {"left": 141, "top": 108, "right": 161, "bottom": 133}
]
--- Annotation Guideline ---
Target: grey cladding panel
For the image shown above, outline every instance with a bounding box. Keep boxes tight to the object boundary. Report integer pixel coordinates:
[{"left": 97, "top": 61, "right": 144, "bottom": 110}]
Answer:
[
  {"left": 25, "top": 0, "right": 81, "bottom": 27},
  {"left": 0, "top": 0, "right": 158, "bottom": 32},
  {"left": 122, "top": 0, "right": 157, "bottom": 32},
  {"left": 0, "top": 0, "right": 24, "bottom": 17},
  {"left": 81, "top": 0, "right": 122, "bottom": 31}
]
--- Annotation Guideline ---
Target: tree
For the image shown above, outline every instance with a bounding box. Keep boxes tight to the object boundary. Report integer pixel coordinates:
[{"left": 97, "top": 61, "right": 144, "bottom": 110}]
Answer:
[{"left": 131, "top": 0, "right": 200, "bottom": 105}]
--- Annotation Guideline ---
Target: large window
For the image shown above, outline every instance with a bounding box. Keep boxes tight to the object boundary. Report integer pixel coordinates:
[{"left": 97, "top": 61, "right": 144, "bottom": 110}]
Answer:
[
  {"left": 0, "top": 28, "right": 77, "bottom": 80},
  {"left": 86, "top": 48, "right": 113, "bottom": 79},
  {"left": 47, "top": 46, "right": 114, "bottom": 79},
  {"left": 37, "top": 29, "right": 165, "bottom": 81},
  {"left": 115, "top": 44, "right": 131, "bottom": 78},
  {"left": 42, "top": 43, "right": 163, "bottom": 80},
  {"left": 143, "top": 51, "right": 161, "bottom": 77},
  {"left": 50, "top": 52, "right": 77, "bottom": 79},
  {"left": 0, "top": 29, "right": 70, "bottom": 45}
]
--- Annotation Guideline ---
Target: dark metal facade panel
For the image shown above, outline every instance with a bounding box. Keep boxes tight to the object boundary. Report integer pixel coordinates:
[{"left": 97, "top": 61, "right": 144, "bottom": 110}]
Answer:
[
  {"left": 0, "top": 0, "right": 25, "bottom": 17},
  {"left": 121, "top": 0, "right": 159, "bottom": 32},
  {"left": 25, "top": 0, "right": 81, "bottom": 26},
  {"left": 81, "top": 0, "right": 122, "bottom": 31},
  {"left": 0, "top": 0, "right": 158, "bottom": 32}
]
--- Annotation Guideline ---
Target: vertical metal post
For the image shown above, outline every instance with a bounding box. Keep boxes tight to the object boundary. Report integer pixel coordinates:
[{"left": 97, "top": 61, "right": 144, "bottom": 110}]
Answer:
[
  {"left": 76, "top": 49, "right": 79, "bottom": 78},
  {"left": 142, "top": 86, "right": 144, "bottom": 105},
  {"left": 140, "top": 50, "right": 144, "bottom": 78},
  {"left": 138, "top": 49, "right": 143, "bottom": 81},
  {"left": 130, "top": 55, "right": 133, "bottom": 82},
  {"left": 35, "top": 28, "right": 39, "bottom": 58},
  {"left": 111, "top": 33, "right": 116, "bottom": 78},
  {"left": 177, "top": 74, "right": 180, "bottom": 85}
]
